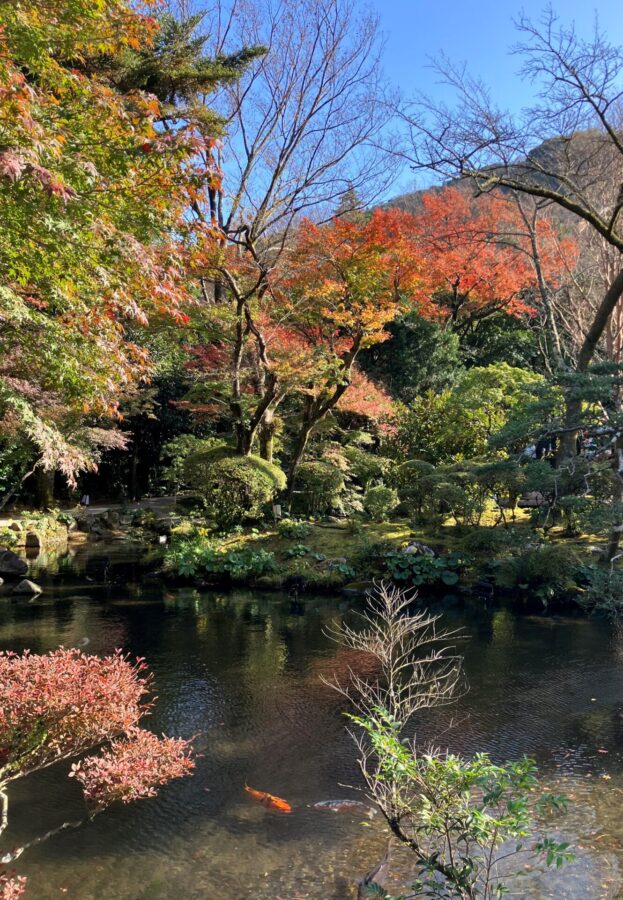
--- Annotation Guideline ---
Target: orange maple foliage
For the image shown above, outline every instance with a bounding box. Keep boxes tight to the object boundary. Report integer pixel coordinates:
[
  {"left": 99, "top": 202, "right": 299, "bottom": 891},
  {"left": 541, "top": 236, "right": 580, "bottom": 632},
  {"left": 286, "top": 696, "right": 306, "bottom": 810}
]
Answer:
[
  {"left": 409, "top": 187, "right": 578, "bottom": 326},
  {"left": 283, "top": 209, "right": 428, "bottom": 348}
]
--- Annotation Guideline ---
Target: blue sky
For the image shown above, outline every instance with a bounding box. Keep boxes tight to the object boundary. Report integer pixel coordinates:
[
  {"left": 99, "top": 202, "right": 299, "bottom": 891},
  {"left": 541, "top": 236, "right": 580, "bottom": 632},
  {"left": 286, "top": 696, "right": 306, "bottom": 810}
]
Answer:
[
  {"left": 370, "top": 0, "right": 623, "bottom": 107},
  {"left": 369, "top": 1, "right": 623, "bottom": 193}
]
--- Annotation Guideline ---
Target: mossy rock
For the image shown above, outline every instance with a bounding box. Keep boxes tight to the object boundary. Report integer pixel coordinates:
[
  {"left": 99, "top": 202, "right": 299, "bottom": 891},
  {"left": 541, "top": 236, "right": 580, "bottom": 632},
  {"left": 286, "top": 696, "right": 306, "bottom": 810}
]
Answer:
[{"left": 255, "top": 574, "right": 285, "bottom": 590}]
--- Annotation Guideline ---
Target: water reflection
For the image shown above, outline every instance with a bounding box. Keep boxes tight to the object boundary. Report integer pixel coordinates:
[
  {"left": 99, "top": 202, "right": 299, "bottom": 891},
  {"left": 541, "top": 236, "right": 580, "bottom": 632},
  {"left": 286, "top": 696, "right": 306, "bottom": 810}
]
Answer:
[{"left": 1, "top": 559, "right": 623, "bottom": 897}]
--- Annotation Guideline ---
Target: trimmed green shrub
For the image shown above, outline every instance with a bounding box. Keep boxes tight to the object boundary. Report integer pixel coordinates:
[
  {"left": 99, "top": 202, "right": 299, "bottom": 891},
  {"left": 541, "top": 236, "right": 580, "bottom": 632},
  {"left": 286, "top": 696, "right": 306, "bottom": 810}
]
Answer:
[
  {"left": 492, "top": 543, "right": 580, "bottom": 604},
  {"left": 391, "top": 459, "right": 442, "bottom": 521},
  {"left": 343, "top": 446, "right": 394, "bottom": 488},
  {"left": 363, "top": 485, "right": 398, "bottom": 522},
  {"left": 432, "top": 468, "right": 487, "bottom": 526},
  {"left": 161, "top": 435, "right": 224, "bottom": 492},
  {"left": 295, "top": 461, "right": 344, "bottom": 515},
  {"left": 184, "top": 448, "right": 286, "bottom": 527},
  {"left": 462, "top": 526, "right": 521, "bottom": 554}
]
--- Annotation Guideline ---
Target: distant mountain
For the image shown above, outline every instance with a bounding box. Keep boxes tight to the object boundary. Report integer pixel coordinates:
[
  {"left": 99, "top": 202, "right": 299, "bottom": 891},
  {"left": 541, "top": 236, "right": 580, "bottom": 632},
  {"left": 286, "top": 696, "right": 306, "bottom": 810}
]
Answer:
[{"left": 380, "top": 131, "right": 610, "bottom": 215}]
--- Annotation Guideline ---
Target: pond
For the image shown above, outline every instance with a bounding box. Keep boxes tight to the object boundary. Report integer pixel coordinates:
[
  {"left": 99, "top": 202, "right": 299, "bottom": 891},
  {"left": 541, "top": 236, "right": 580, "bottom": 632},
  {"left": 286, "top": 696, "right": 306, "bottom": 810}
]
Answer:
[{"left": 2, "top": 548, "right": 623, "bottom": 898}]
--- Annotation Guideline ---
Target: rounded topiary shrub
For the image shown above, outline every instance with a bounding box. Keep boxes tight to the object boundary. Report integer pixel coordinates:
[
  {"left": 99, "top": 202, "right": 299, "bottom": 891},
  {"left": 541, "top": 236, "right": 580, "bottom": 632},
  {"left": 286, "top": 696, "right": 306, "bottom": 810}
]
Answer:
[
  {"left": 392, "top": 459, "right": 441, "bottom": 521},
  {"left": 295, "top": 461, "right": 344, "bottom": 515},
  {"left": 363, "top": 485, "right": 398, "bottom": 522},
  {"left": 184, "top": 448, "right": 286, "bottom": 528},
  {"left": 343, "top": 446, "right": 394, "bottom": 489}
]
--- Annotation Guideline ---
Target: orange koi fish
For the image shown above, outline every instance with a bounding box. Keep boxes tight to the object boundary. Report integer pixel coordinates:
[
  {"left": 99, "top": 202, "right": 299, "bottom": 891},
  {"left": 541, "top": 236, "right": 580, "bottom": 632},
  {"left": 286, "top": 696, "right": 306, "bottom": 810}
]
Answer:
[{"left": 244, "top": 783, "right": 292, "bottom": 813}]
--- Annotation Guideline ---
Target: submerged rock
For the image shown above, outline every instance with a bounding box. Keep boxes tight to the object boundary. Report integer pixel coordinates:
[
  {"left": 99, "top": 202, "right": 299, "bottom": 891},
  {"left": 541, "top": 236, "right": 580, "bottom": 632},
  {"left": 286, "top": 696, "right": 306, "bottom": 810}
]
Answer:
[
  {"left": 12, "top": 579, "right": 43, "bottom": 595},
  {"left": 311, "top": 799, "right": 376, "bottom": 817}
]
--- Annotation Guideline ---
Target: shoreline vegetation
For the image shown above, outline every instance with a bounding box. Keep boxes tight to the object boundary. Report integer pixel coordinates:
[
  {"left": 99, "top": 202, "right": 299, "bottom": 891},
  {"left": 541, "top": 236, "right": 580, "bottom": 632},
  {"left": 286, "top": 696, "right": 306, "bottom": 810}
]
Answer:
[{"left": 0, "top": 499, "right": 612, "bottom": 613}]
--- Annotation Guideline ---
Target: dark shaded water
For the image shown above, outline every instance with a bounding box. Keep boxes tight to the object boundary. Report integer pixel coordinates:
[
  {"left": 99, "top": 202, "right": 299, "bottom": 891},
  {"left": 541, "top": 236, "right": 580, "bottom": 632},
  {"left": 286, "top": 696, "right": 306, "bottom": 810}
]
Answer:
[{"left": 2, "top": 549, "right": 623, "bottom": 897}]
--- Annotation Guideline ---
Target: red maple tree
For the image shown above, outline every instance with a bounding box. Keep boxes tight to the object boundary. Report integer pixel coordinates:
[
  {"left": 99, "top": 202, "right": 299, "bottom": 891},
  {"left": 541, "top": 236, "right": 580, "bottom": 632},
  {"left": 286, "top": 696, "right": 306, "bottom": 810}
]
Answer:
[{"left": 0, "top": 649, "right": 194, "bottom": 896}]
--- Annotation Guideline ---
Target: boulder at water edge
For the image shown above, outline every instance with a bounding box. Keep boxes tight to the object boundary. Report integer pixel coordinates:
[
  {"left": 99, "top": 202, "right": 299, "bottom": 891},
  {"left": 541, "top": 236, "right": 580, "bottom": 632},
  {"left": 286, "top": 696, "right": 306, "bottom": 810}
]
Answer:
[
  {"left": 25, "top": 531, "right": 42, "bottom": 549},
  {"left": 0, "top": 548, "right": 28, "bottom": 577}
]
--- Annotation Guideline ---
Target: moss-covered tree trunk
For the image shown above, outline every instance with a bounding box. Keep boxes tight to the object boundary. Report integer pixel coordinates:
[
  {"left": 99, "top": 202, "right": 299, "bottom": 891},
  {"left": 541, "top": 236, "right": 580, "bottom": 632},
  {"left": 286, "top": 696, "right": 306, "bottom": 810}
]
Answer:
[{"left": 259, "top": 410, "right": 276, "bottom": 463}]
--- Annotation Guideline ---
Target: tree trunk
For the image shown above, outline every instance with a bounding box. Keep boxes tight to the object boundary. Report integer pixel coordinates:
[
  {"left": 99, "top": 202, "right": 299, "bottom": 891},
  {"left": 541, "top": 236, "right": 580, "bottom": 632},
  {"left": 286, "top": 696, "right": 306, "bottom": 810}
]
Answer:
[
  {"left": 556, "top": 397, "right": 582, "bottom": 465},
  {"left": 34, "top": 467, "right": 55, "bottom": 509},
  {"left": 286, "top": 343, "right": 362, "bottom": 504},
  {"left": 259, "top": 411, "right": 275, "bottom": 463},
  {"left": 286, "top": 425, "right": 312, "bottom": 508},
  {"left": 236, "top": 427, "right": 254, "bottom": 456},
  {"left": 556, "top": 269, "right": 623, "bottom": 466},
  {"left": 576, "top": 269, "right": 623, "bottom": 372}
]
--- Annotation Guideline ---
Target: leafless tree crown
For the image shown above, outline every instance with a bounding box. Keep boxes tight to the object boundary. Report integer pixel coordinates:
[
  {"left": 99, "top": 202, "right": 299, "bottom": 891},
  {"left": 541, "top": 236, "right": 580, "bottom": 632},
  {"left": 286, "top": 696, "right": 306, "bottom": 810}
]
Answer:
[
  {"left": 202, "top": 0, "right": 396, "bottom": 252},
  {"left": 323, "top": 581, "right": 464, "bottom": 726},
  {"left": 400, "top": 8, "right": 623, "bottom": 253}
]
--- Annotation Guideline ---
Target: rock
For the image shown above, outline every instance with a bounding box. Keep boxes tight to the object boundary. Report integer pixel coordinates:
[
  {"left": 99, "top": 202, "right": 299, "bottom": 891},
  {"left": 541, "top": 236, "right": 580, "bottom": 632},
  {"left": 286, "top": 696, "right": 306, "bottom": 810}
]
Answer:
[
  {"left": 403, "top": 542, "right": 436, "bottom": 557},
  {"left": 104, "top": 510, "right": 121, "bottom": 528},
  {"left": 155, "top": 517, "right": 173, "bottom": 534},
  {"left": 25, "top": 531, "right": 42, "bottom": 549},
  {"left": 327, "top": 557, "right": 348, "bottom": 569},
  {"left": 89, "top": 518, "right": 107, "bottom": 534},
  {"left": 0, "top": 549, "right": 28, "bottom": 577},
  {"left": 156, "top": 515, "right": 182, "bottom": 534},
  {"left": 175, "top": 494, "right": 202, "bottom": 512},
  {"left": 12, "top": 579, "right": 43, "bottom": 595},
  {"left": 518, "top": 491, "right": 547, "bottom": 509}
]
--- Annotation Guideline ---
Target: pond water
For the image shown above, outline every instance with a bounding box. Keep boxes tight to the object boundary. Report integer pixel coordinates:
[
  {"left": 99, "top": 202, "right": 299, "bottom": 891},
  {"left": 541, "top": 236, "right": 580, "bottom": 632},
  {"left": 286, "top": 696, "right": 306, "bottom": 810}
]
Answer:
[{"left": 2, "top": 548, "right": 623, "bottom": 898}]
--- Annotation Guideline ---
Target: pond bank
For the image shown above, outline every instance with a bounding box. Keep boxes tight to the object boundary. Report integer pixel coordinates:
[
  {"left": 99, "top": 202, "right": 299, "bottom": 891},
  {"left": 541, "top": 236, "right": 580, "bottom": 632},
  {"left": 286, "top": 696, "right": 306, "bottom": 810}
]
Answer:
[
  {"left": 159, "top": 515, "right": 606, "bottom": 613},
  {"left": 0, "top": 501, "right": 612, "bottom": 613}
]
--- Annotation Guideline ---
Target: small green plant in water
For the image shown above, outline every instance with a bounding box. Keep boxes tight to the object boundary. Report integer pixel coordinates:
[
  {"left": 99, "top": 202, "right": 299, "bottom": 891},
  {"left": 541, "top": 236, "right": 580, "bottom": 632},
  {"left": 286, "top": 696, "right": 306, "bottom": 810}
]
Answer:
[
  {"left": 325, "top": 583, "right": 572, "bottom": 898},
  {"left": 353, "top": 708, "right": 572, "bottom": 899}
]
